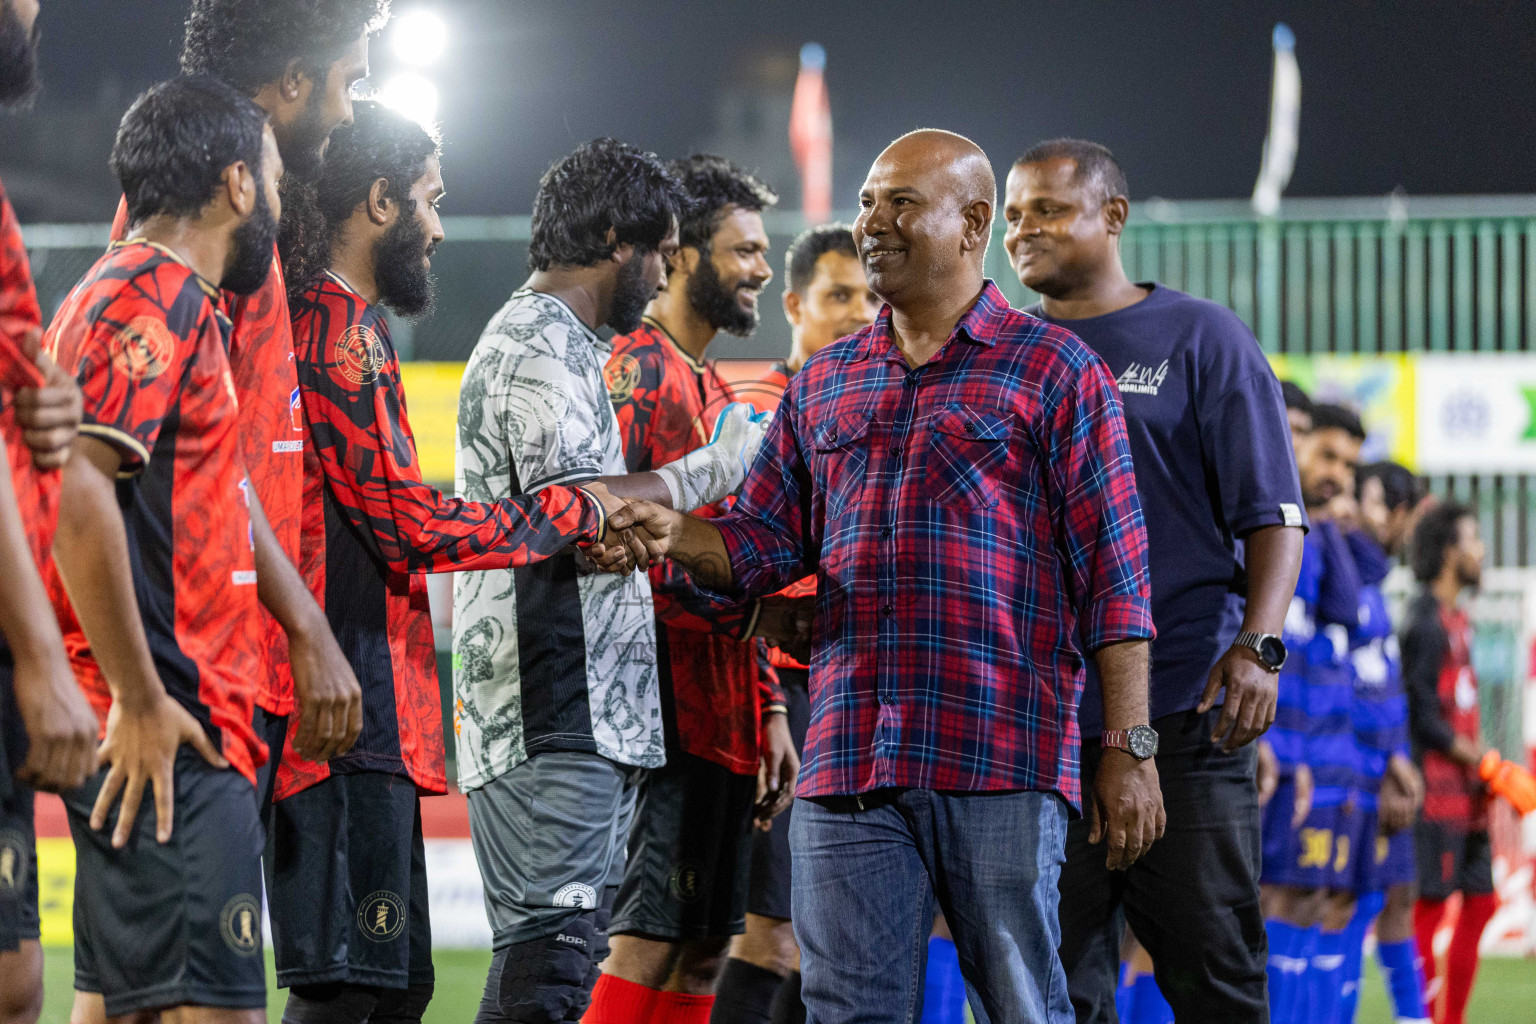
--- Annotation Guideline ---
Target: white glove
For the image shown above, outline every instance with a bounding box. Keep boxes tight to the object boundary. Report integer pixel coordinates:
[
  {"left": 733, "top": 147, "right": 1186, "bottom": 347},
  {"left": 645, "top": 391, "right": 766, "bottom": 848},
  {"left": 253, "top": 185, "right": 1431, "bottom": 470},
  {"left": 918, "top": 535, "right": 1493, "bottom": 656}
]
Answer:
[{"left": 654, "top": 402, "right": 771, "bottom": 512}]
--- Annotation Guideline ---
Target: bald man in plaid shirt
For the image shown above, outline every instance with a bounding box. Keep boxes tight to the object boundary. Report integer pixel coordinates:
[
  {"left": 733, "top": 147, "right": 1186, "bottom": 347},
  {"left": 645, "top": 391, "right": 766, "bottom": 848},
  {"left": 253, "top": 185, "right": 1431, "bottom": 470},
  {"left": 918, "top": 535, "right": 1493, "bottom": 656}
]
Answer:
[{"left": 613, "top": 130, "right": 1165, "bottom": 1024}]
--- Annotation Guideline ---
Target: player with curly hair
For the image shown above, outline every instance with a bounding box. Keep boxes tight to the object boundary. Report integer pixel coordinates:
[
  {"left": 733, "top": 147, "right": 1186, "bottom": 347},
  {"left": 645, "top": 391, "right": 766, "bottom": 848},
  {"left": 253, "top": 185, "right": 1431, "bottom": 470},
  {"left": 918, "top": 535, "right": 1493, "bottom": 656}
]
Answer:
[{"left": 590, "top": 155, "right": 807, "bottom": 1024}]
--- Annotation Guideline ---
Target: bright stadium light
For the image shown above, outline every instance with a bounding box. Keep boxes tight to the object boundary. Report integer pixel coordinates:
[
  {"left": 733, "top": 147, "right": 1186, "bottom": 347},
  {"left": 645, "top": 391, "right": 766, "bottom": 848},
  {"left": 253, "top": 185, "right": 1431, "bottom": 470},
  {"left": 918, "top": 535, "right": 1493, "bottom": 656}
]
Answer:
[
  {"left": 392, "top": 9, "right": 448, "bottom": 66},
  {"left": 379, "top": 72, "right": 439, "bottom": 127}
]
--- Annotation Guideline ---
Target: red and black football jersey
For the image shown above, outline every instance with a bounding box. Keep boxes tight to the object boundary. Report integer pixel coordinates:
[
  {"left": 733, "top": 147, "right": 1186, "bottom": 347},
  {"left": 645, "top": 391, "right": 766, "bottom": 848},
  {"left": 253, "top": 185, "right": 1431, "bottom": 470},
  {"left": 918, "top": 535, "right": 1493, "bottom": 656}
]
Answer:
[
  {"left": 43, "top": 240, "right": 266, "bottom": 784},
  {"left": 0, "top": 178, "right": 59, "bottom": 576},
  {"left": 113, "top": 199, "right": 303, "bottom": 715},
  {"left": 286, "top": 272, "right": 601, "bottom": 799},
  {"left": 606, "top": 317, "right": 783, "bottom": 776}
]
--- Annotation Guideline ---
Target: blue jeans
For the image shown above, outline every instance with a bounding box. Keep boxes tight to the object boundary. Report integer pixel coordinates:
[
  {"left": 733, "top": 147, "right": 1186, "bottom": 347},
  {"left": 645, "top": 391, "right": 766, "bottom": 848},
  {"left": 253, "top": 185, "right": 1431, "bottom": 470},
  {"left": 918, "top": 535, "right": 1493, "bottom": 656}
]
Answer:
[{"left": 790, "top": 787, "right": 1072, "bottom": 1024}]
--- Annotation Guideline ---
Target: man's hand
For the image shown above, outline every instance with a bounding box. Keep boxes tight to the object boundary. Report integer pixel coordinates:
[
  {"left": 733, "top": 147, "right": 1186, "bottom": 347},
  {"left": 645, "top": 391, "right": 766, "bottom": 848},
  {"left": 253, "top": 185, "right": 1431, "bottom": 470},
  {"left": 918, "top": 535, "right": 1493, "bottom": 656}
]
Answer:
[
  {"left": 1197, "top": 645, "right": 1277, "bottom": 752},
  {"left": 754, "top": 712, "right": 799, "bottom": 830},
  {"left": 1291, "top": 762, "right": 1314, "bottom": 829},
  {"left": 91, "top": 689, "right": 228, "bottom": 848},
  {"left": 1387, "top": 752, "right": 1424, "bottom": 810},
  {"left": 1378, "top": 773, "right": 1416, "bottom": 835},
  {"left": 591, "top": 498, "right": 685, "bottom": 572},
  {"left": 11, "top": 327, "right": 82, "bottom": 469},
  {"left": 287, "top": 624, "right": 363, "bottom": 763},
  {"left": 752, "top": 595, "right": 813, "bottom": 664},
  {"left": 1090, "top": 749, "right": 1166, "bottom": 870},
  {"left": 577, "top": 482, "right": 648, "bottom": 574},
  {"left": 13, "top": 648, "right": 98, "bottom": 793},
  {"left": 1378, "top": 753, "right": 1423, "bottom": 834}
]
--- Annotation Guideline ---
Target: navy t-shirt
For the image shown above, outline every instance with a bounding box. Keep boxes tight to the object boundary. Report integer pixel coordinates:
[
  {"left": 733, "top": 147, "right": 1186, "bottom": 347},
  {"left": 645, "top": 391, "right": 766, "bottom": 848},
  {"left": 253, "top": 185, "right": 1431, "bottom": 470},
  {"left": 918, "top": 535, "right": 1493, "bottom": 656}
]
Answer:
[{"left": 1031, "top": 285, "right": 1306, "bottom": 734}]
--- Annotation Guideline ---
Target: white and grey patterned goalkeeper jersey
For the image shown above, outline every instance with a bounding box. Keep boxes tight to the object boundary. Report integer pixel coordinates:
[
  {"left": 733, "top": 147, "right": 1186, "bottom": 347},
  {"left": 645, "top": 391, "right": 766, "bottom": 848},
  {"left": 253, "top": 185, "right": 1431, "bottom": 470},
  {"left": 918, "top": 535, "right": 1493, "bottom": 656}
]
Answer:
[{"left": 453, "top": 290, "right": 663, "bottom": 791}]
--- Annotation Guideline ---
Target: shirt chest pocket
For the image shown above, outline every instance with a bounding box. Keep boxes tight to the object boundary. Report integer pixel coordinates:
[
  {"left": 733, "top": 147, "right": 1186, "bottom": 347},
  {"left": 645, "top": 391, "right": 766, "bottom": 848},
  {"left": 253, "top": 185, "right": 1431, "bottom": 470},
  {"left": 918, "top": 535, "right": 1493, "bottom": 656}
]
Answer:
[
  {"left": 812, "top": 412, "right": 873, "bottom": 520},
  {"left": 925, "top": 404, "right": 1013, "bottom": 509}
]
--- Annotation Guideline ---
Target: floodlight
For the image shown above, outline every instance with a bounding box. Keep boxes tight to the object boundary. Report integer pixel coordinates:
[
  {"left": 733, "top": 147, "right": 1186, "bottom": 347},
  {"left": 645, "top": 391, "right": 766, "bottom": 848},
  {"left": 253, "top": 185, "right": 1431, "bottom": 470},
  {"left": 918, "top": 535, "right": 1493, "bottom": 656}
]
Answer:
[
  {"left": 379, "top": 73, "right": 439, "bottom": 128},
  {"left": 392, "top": 9, "right": 448, "bottom": 66}
]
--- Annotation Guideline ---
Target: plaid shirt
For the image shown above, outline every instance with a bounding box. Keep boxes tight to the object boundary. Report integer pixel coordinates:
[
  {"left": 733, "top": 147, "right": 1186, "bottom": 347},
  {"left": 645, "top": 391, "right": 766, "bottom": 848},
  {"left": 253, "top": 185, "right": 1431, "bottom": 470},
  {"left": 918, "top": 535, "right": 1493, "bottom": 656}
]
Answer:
[{"left": 714, "top": 281, "right": 1154, "bottom": 807}]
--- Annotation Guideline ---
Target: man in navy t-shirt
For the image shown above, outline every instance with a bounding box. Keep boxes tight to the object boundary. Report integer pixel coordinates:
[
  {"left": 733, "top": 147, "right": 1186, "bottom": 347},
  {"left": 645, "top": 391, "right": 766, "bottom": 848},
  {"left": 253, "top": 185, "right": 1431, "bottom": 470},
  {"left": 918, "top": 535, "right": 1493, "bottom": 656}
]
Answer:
[{"left": 1005, "top": 139, "right": 1306, "bottom": 1024}]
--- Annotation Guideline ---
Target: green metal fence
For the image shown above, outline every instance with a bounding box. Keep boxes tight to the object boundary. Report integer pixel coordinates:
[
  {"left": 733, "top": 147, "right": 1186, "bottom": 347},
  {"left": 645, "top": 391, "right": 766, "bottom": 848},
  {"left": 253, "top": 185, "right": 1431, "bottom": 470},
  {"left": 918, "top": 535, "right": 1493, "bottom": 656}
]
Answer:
[{"left": 23, "top": 194, "right": 1536, "bottom": 563}]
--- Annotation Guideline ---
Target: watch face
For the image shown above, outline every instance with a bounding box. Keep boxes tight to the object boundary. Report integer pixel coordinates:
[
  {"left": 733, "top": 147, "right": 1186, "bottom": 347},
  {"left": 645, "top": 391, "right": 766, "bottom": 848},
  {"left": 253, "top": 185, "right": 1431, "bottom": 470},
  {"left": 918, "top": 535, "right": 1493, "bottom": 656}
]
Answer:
[
  {"left": 1128, "top": 725, "right": 1158, "bottom": 759},
  {"left": 1259, "top": 635, "right": 1287, "bottom": 669}
]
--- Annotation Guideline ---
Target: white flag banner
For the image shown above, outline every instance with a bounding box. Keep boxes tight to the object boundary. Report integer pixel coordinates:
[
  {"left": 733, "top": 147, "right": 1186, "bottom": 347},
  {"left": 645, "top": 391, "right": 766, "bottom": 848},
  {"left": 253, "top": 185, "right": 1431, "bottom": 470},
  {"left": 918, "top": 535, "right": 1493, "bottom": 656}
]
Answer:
[{"left": 1253, "top": 23, "right": 1300, "bottom": 217}]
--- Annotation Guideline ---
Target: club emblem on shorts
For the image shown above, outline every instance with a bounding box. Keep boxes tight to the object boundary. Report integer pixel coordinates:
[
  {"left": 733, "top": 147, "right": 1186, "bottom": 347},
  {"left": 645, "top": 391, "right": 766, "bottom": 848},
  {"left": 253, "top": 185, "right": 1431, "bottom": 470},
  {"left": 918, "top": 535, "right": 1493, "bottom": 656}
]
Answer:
[
  {"left": 332, "top": 324, "right": 387, "bottom": 387},
  {"left": 219, "top": 894, "right": 262, "bottom": 956},
  {"left": 0, "top": 831, "right": 26, "bottom": 893},
  {"left": 604, "top": 353, "right": 641, "bottom": 404},
  {"left": 553, "top": 882, "right": 599, "bottom": 909},
  {"left": 357, "top": 889, "right": 407, "bottom": 942},
  {"left": 669, "top": 861, "right": 703, "bottom": 904},
  {"left": 110, "top": 315, "right": 175, "bottom": 380}
]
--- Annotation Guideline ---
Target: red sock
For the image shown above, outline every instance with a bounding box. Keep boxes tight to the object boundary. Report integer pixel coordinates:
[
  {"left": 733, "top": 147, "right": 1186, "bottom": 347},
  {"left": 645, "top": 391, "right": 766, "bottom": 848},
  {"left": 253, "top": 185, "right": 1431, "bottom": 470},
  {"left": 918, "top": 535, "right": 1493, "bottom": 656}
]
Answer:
[
  {"left": 1413, "top": 896, "right": 1447, "bottom": 1014},
  {"left": 584, "top": 974, "right": 662, "bottom": 1024},
  {"left": 650, "top": 990, "right": 715, "bottom": 1024},
  {"left": 1442, "top": 892, "right": 1498, "bottom": 1024}
]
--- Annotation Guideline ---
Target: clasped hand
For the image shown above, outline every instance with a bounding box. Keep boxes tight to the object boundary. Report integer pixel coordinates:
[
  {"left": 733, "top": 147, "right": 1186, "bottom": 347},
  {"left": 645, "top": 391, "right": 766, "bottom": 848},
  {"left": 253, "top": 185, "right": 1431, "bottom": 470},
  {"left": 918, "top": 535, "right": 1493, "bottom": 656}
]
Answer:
[{"left": 580, "top": 483, "right": 682, "bottom": 573}]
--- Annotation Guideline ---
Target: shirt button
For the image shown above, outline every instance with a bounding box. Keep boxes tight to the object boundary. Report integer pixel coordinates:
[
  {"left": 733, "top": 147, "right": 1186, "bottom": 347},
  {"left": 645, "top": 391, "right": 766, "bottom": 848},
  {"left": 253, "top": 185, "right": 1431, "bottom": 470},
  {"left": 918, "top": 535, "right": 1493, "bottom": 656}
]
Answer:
[
  {"left": 881, "top": 604, "right": 894, "bottom": 616},
  {"left": 904, "top": 375, "right": 917, "bottom": 388},
  {"left": 879, "top": 695, "right": 896, "bottom": 705},
  {"left": 880, "top": 526, "right": 893, "bottom": 538},
  {"left": 889, "top": 445, "right": 901, "bottom": 456}
]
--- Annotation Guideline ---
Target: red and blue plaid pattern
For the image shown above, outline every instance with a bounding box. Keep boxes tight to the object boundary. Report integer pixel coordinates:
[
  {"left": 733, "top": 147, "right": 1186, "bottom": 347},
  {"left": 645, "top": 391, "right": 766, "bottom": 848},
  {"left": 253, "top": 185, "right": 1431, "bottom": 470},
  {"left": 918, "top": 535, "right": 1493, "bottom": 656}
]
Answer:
[{"left": 714, "top": 281, "right": 1154, "bottom": 808}]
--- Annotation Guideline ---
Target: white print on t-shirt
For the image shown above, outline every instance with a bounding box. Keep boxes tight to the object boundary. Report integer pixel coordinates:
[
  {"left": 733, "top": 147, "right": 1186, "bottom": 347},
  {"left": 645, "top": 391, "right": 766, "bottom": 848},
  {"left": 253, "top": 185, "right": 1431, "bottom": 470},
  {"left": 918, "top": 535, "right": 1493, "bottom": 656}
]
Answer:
[{"left": 1115, "top": 359, "right": 1169, "bottom": 396}]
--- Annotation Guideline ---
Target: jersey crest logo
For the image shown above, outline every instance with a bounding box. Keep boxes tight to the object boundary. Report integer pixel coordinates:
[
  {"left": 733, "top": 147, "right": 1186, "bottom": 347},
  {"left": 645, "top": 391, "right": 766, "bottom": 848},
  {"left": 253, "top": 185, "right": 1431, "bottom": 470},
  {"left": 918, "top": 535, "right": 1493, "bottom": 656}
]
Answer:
[
  {"left": 111, "top": 315, "right": 175, "bottom": 380},
  {"left": 605, "top": 353, "right": 641, "bottom": 405},
  {"left": 219, "top": 893, "right": 262, "bottom": 956},
  {"left": 357, "top": 889, "right": 406, "bottom": 942},
  {"left": 332, "top": 324, "right": 387, "bottom": 387}
]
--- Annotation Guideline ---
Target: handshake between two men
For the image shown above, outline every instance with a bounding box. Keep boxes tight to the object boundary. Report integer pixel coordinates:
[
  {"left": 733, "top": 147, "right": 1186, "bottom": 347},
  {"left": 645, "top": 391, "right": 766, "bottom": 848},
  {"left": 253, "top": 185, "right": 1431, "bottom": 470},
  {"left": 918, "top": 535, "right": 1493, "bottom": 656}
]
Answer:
[{"left": 575, "top": 401, "right": 814, "bottom": 663}]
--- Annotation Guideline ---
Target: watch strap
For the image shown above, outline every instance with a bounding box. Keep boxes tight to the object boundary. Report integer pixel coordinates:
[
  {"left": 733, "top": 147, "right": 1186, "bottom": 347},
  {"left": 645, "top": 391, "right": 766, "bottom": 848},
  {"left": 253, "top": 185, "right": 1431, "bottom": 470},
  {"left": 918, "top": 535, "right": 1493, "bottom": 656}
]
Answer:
[
  {"left": 1235, "top": 630, "right": 1282, "bottom": 669},
  {"left": 1102, "top": 729, "right": 1130, "bottom": 751}
]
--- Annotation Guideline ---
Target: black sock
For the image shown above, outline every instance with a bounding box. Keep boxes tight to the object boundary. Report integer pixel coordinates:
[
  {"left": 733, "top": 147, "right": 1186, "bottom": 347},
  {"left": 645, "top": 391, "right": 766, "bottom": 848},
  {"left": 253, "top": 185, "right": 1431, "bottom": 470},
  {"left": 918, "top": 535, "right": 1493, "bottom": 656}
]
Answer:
[
  {"left": 281, "top": 983, "right": 380, "bottom": 1024},
  {"left": 710, "top": 958, "right": 783, "bottom": 1024},
  {"left": 768, "top": 970, "right": 806, "bottom": 1024}
]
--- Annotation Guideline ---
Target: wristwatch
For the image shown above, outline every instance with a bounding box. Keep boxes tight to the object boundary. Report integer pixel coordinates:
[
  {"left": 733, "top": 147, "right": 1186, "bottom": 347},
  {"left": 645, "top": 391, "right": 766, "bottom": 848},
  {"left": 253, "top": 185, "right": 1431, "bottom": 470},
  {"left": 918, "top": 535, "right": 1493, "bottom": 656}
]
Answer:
[
  {"left": 1102, "top": 725, "right": 1158, "bottom": 760},
  {"left": 1234, "top": 631, "right": 1288, "bottom": 672}
]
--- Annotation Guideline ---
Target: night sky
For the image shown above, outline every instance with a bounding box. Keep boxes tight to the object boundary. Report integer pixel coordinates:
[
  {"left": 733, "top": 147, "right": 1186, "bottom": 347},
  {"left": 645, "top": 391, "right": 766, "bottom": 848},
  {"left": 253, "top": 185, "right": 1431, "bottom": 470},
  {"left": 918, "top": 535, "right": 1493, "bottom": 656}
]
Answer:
[{"left": 22, "top": 0, "right": 1536, "bottom": 219}]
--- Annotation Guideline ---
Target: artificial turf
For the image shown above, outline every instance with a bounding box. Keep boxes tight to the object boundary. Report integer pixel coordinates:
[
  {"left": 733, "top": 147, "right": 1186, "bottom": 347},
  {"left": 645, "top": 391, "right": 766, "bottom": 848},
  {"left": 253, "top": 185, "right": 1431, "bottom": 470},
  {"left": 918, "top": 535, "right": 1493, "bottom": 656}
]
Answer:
[{"left": 36, "top": 946, "right": 1536, "bottom": 1022}]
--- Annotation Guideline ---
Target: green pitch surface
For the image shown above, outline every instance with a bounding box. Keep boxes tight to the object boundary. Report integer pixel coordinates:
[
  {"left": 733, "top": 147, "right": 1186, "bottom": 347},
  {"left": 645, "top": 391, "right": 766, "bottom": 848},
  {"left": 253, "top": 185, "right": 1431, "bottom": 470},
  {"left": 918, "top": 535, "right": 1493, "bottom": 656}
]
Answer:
[{"left": 35, "top": 947, "right": 1536, "bottom": 1022}]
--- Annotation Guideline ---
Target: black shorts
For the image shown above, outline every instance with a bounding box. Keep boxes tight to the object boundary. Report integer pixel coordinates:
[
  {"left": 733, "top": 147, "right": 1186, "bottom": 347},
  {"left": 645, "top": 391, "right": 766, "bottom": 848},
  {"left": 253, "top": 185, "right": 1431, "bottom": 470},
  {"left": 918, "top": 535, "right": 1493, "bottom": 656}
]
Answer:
[
  {"left": 0, "top": 655, "right": 39, "bottom": 952},
  {"left": 251, "top": 705, "right": 289, "bottom": 823},
  {"left": 265, "top": 770, "right": 433, "bottom": 990},
  {"left": 746, "top": 667, "right": 809, "bottom": 921},
  {"left": 66, "top": 749, "right": 266, "bottom": 1016},
  {"left": 612, "top": 751, "right": 757, "bottom": 941},
  {"left": 1414, "top": 820, "right": 1494, "bottom": 900}
]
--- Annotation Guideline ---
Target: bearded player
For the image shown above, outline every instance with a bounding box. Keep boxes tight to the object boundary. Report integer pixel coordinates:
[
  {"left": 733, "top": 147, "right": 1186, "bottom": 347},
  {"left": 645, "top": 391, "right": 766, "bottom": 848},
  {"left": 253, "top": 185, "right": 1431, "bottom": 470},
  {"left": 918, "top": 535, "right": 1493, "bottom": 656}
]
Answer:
[
  {"left": 0, "top": 2, "right": 98, "bottom": 1021},
  {"left": 709, "top": 223, "right": 878, "bottom": 1024},
  {"left": 280, "top": 103, "right": 643, "bottom": 1024},
  {"left": 108, "top": 0, "right": 393, "bottom": 812},
  {"left": 590, "top": 155, "right": 807, "bottom": 1024},
  {"left": 46, "top": 74, "right": 285, "bottom": 1023}
]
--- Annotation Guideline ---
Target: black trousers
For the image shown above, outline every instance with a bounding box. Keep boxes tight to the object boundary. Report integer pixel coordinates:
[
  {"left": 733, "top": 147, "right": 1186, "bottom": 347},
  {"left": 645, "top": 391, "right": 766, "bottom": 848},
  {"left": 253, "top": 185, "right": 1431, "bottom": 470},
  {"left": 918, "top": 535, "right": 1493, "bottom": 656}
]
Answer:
[{"left": 1057, "top": 707, "right": 1269, "bottom": 1024}]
